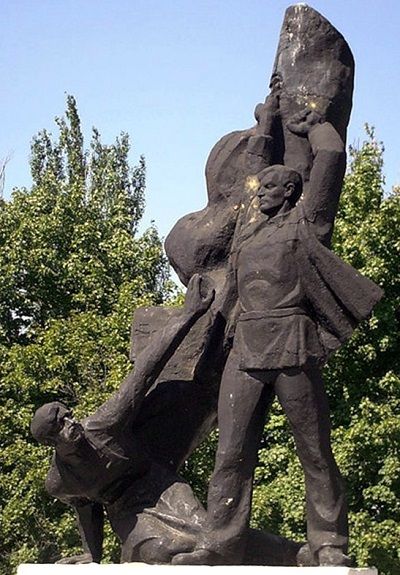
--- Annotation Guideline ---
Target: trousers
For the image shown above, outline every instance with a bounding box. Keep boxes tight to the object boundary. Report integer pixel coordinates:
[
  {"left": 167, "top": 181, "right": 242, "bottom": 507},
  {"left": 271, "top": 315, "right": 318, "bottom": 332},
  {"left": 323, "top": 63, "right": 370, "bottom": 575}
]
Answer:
[{"left": 200, "top": 343, "right": 348, "bottom": 562}]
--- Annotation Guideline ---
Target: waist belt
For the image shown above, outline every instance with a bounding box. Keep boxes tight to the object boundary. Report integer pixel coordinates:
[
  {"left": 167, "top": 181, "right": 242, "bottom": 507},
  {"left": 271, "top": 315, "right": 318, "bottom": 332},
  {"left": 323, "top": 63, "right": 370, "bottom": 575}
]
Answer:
[{"left": 239, "top": 307, "right": 307, "bottom": 320}]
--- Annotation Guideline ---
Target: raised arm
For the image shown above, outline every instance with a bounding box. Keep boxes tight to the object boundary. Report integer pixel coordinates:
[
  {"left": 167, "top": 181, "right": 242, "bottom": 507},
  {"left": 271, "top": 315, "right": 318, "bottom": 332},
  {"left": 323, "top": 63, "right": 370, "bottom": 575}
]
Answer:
[
  {"left": 247, "top": 76, "right": 281, "bottom": 174},
  {"left": 287, "top": 110, "right": 346, "bottom": 245},
  {"left": 88, "top": 275, "right": 214, "bottom": 430}
]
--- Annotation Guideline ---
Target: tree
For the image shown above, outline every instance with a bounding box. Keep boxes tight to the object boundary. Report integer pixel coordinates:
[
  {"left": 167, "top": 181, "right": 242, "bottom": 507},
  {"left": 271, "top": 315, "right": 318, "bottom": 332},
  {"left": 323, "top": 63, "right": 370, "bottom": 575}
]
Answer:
[
  {"left": 0, "top": 96, "right": 171, "bottom": 573},
  {"left": 183, "top": 127, "right": 400, "bottom": 575}
]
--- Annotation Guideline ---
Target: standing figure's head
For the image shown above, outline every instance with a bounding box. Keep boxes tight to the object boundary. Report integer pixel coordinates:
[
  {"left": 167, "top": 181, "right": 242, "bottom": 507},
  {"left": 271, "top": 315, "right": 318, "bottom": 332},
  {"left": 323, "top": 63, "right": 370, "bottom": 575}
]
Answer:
[
  {"left": 257, "top": 165, "right": 302, "bottom": 216},
  {"left": 31, "top": 401, "right": 84, "bottom": 451}
]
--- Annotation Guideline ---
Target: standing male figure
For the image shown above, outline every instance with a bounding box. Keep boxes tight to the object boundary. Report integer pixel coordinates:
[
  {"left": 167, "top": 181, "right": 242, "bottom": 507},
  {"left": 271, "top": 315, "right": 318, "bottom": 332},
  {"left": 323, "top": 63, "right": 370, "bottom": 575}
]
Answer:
[{"left": 174, "top": 110, "right": 383, "bottom": 567}]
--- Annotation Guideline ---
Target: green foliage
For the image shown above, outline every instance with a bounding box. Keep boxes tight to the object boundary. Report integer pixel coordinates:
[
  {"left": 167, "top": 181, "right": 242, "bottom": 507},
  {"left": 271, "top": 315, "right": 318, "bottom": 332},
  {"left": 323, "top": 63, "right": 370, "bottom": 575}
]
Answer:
[
  {"left": 0, "top": 96, "right": 171, "bottom": 573},
  {"left": 183, "top": 127, "right": 400, "bottom": 574},
  {"left": 181, "top": 429, "right": 219, "bottom": 505}
]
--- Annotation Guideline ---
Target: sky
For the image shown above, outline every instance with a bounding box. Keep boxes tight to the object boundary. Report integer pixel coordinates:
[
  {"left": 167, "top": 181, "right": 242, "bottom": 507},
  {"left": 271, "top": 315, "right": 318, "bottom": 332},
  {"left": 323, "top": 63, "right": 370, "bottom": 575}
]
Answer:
[{"left": 2, "top": 0, "right": 400, "bottom": 248}]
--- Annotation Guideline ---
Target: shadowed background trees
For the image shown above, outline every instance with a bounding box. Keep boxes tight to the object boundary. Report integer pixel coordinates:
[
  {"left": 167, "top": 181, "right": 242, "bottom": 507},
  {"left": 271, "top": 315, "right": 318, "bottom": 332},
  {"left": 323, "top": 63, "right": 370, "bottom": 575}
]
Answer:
[{"left": 0, "top": 103, "right": 398, "bottom": 574}]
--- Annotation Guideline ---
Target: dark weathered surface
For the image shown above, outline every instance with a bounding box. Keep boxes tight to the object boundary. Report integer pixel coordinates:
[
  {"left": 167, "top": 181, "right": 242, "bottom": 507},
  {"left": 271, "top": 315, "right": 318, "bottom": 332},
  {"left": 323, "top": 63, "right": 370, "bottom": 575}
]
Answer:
[
  {"left": 273, "top": 4, "right": 354, "bottom": 186},
  {"left": 130, "top": 306, "right": 213, "bottom": 380},
  {"left": 165, "top": 130, "right": 253, "bottom": 287},
  {"left": 129, "top": 304, "right": 221, "bottom": 470},
  {"left": 274, "top": 5, "right": 354, "bottom": 136},
  {"left": 32, "top": 5, "right": 383, "bottom": 568},
  {"left": 165, "top": 4, "right": 354, "bottom": 288}
]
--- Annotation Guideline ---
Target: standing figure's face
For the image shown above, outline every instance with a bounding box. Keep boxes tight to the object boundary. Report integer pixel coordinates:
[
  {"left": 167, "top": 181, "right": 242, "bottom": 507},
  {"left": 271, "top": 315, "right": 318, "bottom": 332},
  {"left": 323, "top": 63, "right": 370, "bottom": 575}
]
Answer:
[{"left": 257, "top": 170, "right": 294, "bottom": 215}]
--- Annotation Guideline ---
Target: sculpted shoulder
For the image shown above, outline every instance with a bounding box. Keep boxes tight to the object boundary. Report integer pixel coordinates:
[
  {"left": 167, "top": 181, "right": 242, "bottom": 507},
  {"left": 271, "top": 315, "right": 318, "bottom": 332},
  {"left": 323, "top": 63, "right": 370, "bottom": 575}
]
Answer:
[
  {"left": 45, "top": 455, "right": 88, "bottom": 506},
  {"left": 45, "top": 456, "right": 65, "bottom": 499}
]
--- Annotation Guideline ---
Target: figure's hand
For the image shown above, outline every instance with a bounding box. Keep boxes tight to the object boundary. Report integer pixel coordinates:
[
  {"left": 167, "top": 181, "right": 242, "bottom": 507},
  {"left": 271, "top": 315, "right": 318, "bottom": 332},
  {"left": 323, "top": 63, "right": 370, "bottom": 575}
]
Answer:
[
  {"left": 56, "top": 553, "right": 96, "bottom": 564},
  {"left": 286, "top": 108, "right": 322, "bottom": 136},
  {"left": 254, "top": 94, "right": 280, "bottom": 129},
  {"left": 184, "top": 274, "right": 215, "bottom": 316},
  {"left": 254, "top": 74, "right": 281, "bottom": 131}
]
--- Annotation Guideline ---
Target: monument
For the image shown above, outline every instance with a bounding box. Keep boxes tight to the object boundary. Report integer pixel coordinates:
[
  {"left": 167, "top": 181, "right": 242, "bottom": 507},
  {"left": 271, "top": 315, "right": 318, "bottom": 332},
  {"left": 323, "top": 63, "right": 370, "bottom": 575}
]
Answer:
[{"left": 29, "top": 4, "right": 383, "bottom": 570}]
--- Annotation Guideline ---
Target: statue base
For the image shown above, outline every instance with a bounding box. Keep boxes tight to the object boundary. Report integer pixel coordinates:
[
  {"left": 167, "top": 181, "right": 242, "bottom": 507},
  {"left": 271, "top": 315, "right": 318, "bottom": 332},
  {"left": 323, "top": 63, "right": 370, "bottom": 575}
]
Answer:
[{"left": 18, "top": 565, "right": 378, "bottom": 575}]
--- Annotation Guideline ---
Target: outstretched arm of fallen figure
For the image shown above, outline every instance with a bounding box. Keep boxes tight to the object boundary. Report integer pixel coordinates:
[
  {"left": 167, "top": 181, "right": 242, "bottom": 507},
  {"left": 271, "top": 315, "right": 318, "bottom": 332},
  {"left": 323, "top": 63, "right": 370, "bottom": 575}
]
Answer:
[{"left": 90, "top": 274, "right": 215, "bottom": 430}]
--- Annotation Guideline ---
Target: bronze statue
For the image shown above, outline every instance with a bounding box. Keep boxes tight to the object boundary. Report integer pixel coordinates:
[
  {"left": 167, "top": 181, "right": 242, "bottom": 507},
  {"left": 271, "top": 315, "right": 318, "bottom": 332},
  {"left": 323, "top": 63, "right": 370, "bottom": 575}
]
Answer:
[{"left": 32, "top": 5, "right": 383, "bottom": 567}]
